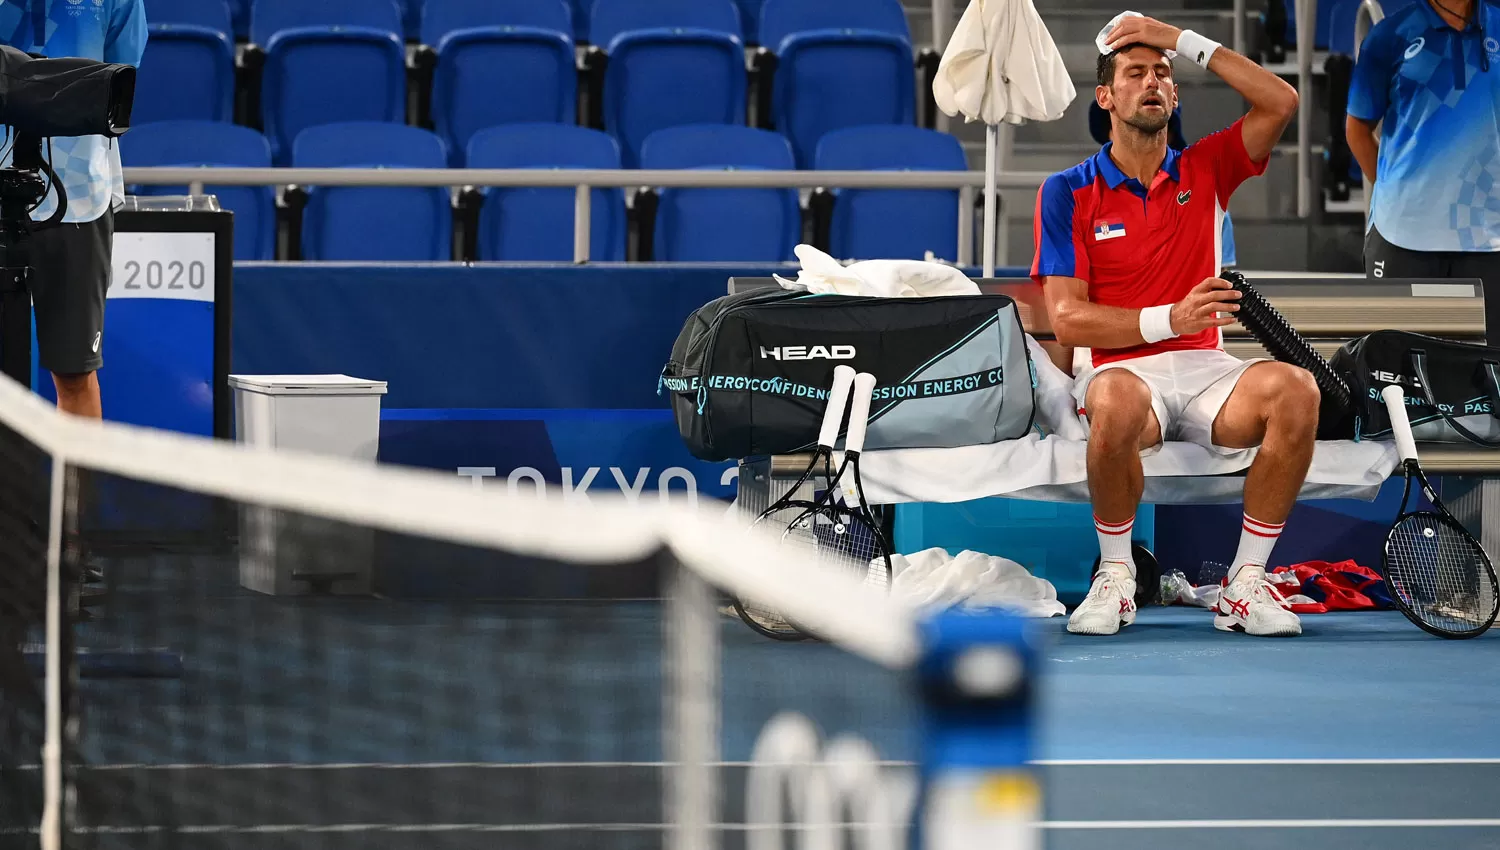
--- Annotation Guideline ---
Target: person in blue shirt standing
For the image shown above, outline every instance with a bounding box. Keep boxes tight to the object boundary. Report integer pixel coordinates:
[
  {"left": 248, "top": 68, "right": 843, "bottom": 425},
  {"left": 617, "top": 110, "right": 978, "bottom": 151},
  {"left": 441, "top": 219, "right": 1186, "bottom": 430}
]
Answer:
[
  {"left": 1347, "top": 0, "right": 1500, "bottom": 333},
  {"left": 0, "top": 0, "right": 147, "bottom": 418}
]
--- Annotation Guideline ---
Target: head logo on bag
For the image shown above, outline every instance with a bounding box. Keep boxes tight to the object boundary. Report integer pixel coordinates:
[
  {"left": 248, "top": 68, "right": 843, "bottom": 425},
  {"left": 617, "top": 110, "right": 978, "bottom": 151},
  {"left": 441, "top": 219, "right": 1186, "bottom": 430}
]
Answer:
[
  {"left": 758, "top": 345, "right": 857, "bottom": 361},
  {"left": 1369, "top": 369, "right": 1423, "bottom": 390}
]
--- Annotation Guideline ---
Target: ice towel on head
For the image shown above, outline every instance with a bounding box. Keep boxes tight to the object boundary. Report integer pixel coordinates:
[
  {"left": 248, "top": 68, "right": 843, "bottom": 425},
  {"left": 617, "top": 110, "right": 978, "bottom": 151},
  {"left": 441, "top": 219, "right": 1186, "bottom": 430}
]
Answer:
[
  {"left": 933, "top": 0, "right": 1076, "bottom": 125},
  {"left": 886, "top": 547, "right": 1066, "bottom": 618},
  {"left": 774, "top": 244, "right": 981, "bottom": 298},
  {"left": 1095, "top": 10, "right": 1177, "bottom": 57}
]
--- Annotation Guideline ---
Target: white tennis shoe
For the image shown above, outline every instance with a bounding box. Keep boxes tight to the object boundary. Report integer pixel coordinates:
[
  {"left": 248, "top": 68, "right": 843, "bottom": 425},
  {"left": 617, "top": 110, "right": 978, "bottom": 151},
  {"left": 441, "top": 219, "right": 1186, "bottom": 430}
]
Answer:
[
  {"left": 1067, "top": 562, "right": 1137, "bottom": 635},
  {"left": 1215, "top": 567, "right": 1303, "bottom": 637}
]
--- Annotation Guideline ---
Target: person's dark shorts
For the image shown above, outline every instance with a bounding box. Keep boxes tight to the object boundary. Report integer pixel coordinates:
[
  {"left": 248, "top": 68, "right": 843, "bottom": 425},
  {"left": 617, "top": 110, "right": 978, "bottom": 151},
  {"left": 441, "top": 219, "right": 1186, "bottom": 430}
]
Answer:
[
  {"left": 31, "top": 208, "right": 112, "bottom": 376},
  {"left": 1365, "top": 225, "right": 1500, "bottom": 341}
]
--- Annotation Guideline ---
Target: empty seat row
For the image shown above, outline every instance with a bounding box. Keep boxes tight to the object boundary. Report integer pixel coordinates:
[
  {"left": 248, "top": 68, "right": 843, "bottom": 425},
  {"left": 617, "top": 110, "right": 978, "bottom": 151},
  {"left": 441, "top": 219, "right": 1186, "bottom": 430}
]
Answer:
[
  {"left": 143, "top": 0, "right": 869, "bottom": 47},
  {"left": 136, "top": 0, "right": 916, "bottom": 169},
  {"left": 122, "top": 121, "right": 966, "bottom": 265}
]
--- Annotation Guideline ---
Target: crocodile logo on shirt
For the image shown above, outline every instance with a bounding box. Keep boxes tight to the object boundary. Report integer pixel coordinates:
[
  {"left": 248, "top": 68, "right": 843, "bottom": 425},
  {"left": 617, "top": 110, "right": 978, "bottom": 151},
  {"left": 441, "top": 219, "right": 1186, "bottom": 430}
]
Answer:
[{"left": 1177, "top": 190, "right": 1192, "bottom": 206}]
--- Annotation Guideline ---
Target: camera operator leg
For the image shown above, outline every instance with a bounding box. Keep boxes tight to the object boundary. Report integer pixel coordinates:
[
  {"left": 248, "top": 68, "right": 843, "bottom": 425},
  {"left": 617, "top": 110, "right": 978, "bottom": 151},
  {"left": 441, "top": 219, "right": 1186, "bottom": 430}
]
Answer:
[{"left": 31, "top": 210, "right": 111, "bottom": 419}]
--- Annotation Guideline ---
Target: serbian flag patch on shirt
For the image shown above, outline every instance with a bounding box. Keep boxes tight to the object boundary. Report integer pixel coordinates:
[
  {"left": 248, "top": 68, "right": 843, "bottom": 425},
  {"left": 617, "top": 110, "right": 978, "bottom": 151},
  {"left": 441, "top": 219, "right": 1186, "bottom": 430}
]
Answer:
[{"left": 1094, "top": 218, "right": 1126, "bottom": 241}]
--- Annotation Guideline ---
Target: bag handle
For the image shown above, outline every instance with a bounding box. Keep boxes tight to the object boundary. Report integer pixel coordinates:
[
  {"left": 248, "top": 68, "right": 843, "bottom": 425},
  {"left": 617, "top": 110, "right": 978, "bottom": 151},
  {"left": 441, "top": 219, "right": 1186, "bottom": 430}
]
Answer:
[{"left": 1409, "top": 349, "right": 1500, "bottom": 448}]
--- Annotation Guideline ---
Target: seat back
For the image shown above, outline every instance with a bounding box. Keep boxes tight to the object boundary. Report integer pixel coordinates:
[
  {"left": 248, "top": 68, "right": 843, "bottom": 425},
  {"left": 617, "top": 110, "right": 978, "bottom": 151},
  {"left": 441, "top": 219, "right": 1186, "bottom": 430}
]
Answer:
[
  {"left": 758, "top": 0, "right": 909, "bottom": 49},
  {"left": 591, "top": 0, "right": 744, "bottom": 167},
  {"left": 261, "top": 29, "right": 406, "bottom": 164},
  {"left": 294, "top": 123, "right": 453, "bottom": 261},
  {"left": 145, "top": 0, "right": 233, "bottom": 32},
  {"left": 426, "top": 0, "right": 576, "bottom": 163},
  {"left": 815, "top": 125, "right": 965, "bottom": 262},
  {"left": 421, "top": 0, "right": 572, "bottom": 44},
  {"left": 758, "top": 0, "right": 913, "bottom": 166},
  {"left": 466, "top": 124, "right": 626, "bottom": 262},
  {"left": 251, "top": 0, "right": 402, "bottom": 43},
  {"left": 122, "top": 121, "right": 276, "bottom": 261},
  {"left": 736, "top": 0, "right": 766, "bottom": 44},
  {"left": 589, "top": 0, "right": 741, "bottom": 46},
  {"left": 640, "top": 125, "right": 798, "bottom": 262},
  {"left": 136, "top": 26, "right": 235, "bottom": 123}
]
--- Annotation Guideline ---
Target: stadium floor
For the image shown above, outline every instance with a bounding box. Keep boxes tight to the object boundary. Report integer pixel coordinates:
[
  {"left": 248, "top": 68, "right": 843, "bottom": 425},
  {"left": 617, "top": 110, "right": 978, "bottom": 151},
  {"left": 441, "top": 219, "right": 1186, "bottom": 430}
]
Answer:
[{"left": 47, "top": 567, "right": 1500, "bottom": 849}]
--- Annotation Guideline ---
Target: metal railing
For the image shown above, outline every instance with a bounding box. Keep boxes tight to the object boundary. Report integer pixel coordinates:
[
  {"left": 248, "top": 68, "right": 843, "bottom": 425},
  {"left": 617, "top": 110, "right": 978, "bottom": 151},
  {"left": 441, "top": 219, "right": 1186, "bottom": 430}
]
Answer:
[{"left": 122, "top": 166, "right": 1050, "bottom": 265}]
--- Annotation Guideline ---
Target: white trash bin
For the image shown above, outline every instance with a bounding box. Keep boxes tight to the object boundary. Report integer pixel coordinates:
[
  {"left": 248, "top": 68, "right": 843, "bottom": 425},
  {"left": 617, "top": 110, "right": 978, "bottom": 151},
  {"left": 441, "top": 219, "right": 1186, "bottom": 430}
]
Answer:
[{"left": 228, "top": 374, "right": 389, "bottom": 596}]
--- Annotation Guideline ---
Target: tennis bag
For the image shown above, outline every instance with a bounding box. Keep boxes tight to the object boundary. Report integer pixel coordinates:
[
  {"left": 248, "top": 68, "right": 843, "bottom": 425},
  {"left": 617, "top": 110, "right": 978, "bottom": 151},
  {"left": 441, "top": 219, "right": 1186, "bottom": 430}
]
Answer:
[
  {"left": 662, "top": 288, "right": 1036, "bottom": 462},
  {"left": 1330, "top": 330, "right": 1500, "bottom": 445}
]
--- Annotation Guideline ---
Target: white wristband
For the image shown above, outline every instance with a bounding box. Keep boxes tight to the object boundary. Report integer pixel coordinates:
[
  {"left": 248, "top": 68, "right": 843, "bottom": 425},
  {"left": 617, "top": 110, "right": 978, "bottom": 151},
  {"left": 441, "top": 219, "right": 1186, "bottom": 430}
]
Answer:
[
  {"left": 1176, "top": 29, "right": 1220, "bottom": 68},
  {"left": 1139, "top": 304, "right": 1178, "bottom": 344}
]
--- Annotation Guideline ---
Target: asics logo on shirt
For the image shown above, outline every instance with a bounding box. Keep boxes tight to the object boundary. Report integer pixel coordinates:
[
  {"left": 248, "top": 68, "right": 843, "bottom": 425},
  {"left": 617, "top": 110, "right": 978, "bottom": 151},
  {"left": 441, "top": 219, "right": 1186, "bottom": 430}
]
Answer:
[{"left": 1405, "top": 37, "right": 1425, "bottom": 59}]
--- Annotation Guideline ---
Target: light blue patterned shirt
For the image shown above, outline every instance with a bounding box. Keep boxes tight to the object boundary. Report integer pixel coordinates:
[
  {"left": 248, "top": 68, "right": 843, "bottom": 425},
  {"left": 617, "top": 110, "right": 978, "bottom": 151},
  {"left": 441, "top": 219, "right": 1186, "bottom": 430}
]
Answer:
[
  {"left": 1349, "top": 0, "right": 1500, "bottom": 252},
  {"left": 0, "top": 0, "right": 146, "bottom": 223}
]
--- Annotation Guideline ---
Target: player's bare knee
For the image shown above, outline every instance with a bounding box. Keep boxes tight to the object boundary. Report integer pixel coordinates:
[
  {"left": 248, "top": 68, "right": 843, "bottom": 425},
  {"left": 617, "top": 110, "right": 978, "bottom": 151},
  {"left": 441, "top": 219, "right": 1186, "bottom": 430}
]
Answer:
[
  {"left": 1263, "top": 364, "right": 1319, "bottom": 430},
  {"left": 1086, "top": 373, "right": 1152, "bottom": 451}
]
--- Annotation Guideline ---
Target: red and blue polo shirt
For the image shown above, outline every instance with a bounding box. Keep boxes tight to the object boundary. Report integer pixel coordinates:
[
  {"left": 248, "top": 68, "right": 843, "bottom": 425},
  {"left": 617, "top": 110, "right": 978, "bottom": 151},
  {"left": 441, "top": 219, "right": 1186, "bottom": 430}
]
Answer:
[{"left": 1030, "top": 118, "right": 1268, "bottom": 367}]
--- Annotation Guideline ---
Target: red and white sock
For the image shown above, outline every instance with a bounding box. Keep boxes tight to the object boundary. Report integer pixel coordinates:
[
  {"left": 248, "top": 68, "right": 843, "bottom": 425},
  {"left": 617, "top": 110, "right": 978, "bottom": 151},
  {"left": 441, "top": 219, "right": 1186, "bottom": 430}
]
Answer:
[
  {"left": 1095, "top": 514, "right": 1135, "bottom": 577},
  {"left": 1229, "top": 513, "right": 1285, "bottom": 583}
]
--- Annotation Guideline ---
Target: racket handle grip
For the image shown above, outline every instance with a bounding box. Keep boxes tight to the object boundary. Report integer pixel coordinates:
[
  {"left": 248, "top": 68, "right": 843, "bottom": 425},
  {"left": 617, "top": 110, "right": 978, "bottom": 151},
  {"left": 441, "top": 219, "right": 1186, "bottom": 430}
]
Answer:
[
  {"left": 817, "top": 365, "right": 856, "bottom": 450},
  {"left": 1381, "top": 384, "right": 1419, "bottom": 463},
  {"left": 845, "top": 372, "right": 878, "bottom": 454}
]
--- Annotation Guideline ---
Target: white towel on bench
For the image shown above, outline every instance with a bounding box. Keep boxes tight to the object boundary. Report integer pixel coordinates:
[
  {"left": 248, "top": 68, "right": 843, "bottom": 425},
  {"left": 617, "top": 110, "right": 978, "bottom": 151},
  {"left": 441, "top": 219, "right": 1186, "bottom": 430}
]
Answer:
[{"left": 846, "top": 434, "right": 1399, "bottom": 505}]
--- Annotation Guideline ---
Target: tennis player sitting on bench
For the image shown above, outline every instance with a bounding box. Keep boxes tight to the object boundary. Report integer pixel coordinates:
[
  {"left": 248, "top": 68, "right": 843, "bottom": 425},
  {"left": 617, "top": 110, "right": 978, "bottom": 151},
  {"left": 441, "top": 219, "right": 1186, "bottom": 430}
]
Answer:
[{"left": 1032, "top": 13, "right": 1315, "bottom": 637}]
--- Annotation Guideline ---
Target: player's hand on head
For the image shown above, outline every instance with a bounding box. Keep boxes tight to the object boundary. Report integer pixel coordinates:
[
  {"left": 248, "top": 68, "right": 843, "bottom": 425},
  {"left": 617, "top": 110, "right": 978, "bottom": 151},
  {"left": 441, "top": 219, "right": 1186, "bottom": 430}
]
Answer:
[
  {"left": 1168, "top": 277, "right": 1240, "bottom": 335},
  {"left": 1104, "top": 15, "right": 1183, "bottom": 53}
]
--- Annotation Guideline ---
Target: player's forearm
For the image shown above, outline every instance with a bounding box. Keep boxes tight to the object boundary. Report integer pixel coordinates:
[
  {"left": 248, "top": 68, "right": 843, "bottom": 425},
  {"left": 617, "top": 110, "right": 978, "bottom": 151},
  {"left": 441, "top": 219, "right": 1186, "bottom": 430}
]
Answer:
[
  {"left": 1051, "top": 299, "right": 1149, "bottom": 350},
  {"left": 1346, "top": 115, "right": 1379, "bottom": 182},
  {"left": 1205, "top": 47, "right": 1299, "bottom": 122}
]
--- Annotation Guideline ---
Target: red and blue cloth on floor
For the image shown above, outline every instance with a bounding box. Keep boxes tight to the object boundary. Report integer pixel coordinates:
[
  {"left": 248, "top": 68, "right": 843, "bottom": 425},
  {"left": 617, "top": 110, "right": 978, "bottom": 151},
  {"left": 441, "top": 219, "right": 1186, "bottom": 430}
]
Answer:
[{"left": 1267, "top": 560, "right": 1394, "bottom": 614}]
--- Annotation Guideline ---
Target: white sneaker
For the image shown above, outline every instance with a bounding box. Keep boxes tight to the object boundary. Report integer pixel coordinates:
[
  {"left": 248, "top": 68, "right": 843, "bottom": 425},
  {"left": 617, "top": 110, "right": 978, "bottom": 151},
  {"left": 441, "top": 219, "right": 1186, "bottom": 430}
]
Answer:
[
  {"left": 1215, "top": 567, "right": 1303, "bottom": 637},
  {"left": 1068, "top": 563, "right": 1137, "bottom": 636}
]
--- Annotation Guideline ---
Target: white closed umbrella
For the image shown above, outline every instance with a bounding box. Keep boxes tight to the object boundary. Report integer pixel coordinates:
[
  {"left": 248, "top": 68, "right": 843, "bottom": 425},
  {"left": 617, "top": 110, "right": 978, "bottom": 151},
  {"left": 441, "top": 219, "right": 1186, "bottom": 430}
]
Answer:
[{"left": 934, "top": 0, "right": 1075, "bottom": 276}]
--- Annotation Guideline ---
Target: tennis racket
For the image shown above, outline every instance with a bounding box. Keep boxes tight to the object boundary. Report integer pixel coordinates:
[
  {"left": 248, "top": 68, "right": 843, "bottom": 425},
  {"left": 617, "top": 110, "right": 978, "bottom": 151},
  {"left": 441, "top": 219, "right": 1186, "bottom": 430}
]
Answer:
[
  {"left": 833, "top": 372, "right": 895, "bottom": 594},
  {"left": 734, "top": 365, "right": 857, "bottom": 640},
  {"left": 1380, "top": 384, "right": 1499, "bottom": 638}
]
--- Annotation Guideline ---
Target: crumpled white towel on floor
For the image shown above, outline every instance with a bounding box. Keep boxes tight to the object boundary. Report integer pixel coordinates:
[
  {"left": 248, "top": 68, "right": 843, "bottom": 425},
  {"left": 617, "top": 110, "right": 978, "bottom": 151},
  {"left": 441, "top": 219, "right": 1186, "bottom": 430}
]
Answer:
[
  {"left": 847, "top": 435, "right": 1399, "bottom": 505},
  {"left": 881, "top": 547, "right": 1065, "bottom": 617},
  {"left": 773, "top": 244, "right": 981, "bottom": 298}
]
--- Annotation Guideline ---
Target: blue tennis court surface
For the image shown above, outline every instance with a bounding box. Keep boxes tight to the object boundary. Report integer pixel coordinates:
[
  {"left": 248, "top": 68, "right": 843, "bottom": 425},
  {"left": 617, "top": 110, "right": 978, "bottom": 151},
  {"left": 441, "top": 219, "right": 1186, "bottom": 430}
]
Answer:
[
  {"left": 49, "top": 550, "right": 1500, "bottom": 849},
  {"left": 1037, "top": 607, "right": 1500, "bottom": 849}
]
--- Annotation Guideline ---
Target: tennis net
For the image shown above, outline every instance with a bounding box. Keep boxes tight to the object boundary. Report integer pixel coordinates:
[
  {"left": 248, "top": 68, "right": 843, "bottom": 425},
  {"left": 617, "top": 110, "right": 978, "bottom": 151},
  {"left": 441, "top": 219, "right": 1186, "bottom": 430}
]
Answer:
[{"left": 0, "top": 371, "right": 920, "bottom": 850}]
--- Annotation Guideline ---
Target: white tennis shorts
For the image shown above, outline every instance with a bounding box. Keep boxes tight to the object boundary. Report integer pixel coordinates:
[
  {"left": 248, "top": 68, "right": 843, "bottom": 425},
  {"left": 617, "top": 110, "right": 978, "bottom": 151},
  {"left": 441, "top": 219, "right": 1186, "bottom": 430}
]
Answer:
[{"left": 1073, "top": 348, "right": 1266, "bottom": 455}]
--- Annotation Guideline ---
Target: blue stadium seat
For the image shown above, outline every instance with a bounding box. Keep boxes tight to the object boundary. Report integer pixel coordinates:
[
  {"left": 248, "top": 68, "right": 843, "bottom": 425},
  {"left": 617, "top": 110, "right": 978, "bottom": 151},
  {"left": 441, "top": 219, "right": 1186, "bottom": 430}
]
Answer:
[
  {"left": 640, "top": 125, "right": 798, "bottom": 262},
  {"left": 423, "top": 0, "right": 577, "bottom": 165},
  {"left": 566, "top": 0, "right": 589, "bottom": 41},
  {"left": 397, "top": 0, "right": 421, "bottom": 41},
  {"left": 589, "top": 0, "right": 746, "bottom": 167},
  {"left": 121, "top": 121, "right": 276, "bottom": 261},
  {"left": 253, "top": 0, "right": 407, "bottom": 164},
  {"left": 758, "top": 0, "right": 915, "bottom": 167},
  {"left": 466, "top": 124, "right": 626, "bottom": 262},
  {"left": 228, "top": 0, "right": 250, "bottom": 39},
  {"left": 735, "top": 0, "right": 766, "bottom": 44},
  {"left": 136, "top": 0, "right": 235, "bottom": 123},
  {"left": 815, "top": 125, "right": 966, "bottom": 262},
  {"left": 294, "top": 123, "right": 453, "bottom": 261}
]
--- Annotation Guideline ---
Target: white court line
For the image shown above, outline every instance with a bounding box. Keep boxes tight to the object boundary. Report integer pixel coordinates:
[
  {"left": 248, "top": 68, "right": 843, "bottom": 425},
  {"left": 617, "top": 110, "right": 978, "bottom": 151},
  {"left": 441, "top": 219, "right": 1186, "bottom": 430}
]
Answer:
[
  {"left": 7, "top": 820, "right": 1500, "bottom": 835},
  {"left": 1033, "top": 758, "right": 1500, "bottom": 766},
  {"left": 1044, "top": 819, "right": 1500, "bottom": 829},
  {"left": 40, "top": 758, "right": 1500, "bottom": 770}
]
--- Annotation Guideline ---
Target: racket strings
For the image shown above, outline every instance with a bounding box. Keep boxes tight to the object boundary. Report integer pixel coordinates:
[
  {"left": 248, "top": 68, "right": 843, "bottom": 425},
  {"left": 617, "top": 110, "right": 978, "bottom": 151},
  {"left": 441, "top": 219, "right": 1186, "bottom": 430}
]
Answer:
[{"left": 1387, "top": 514, "right": 1498, "bottom": 633}]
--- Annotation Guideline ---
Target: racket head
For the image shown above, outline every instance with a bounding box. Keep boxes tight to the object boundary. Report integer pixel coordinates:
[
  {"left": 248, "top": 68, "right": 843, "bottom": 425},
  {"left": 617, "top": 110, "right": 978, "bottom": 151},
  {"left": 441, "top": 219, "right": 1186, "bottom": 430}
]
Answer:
[
  {"left": 735, "top": 497, "right": 892, "bottom": 641},
  {"left": 1383, "top": 508, "right": 1500, "bottom": 639}
]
